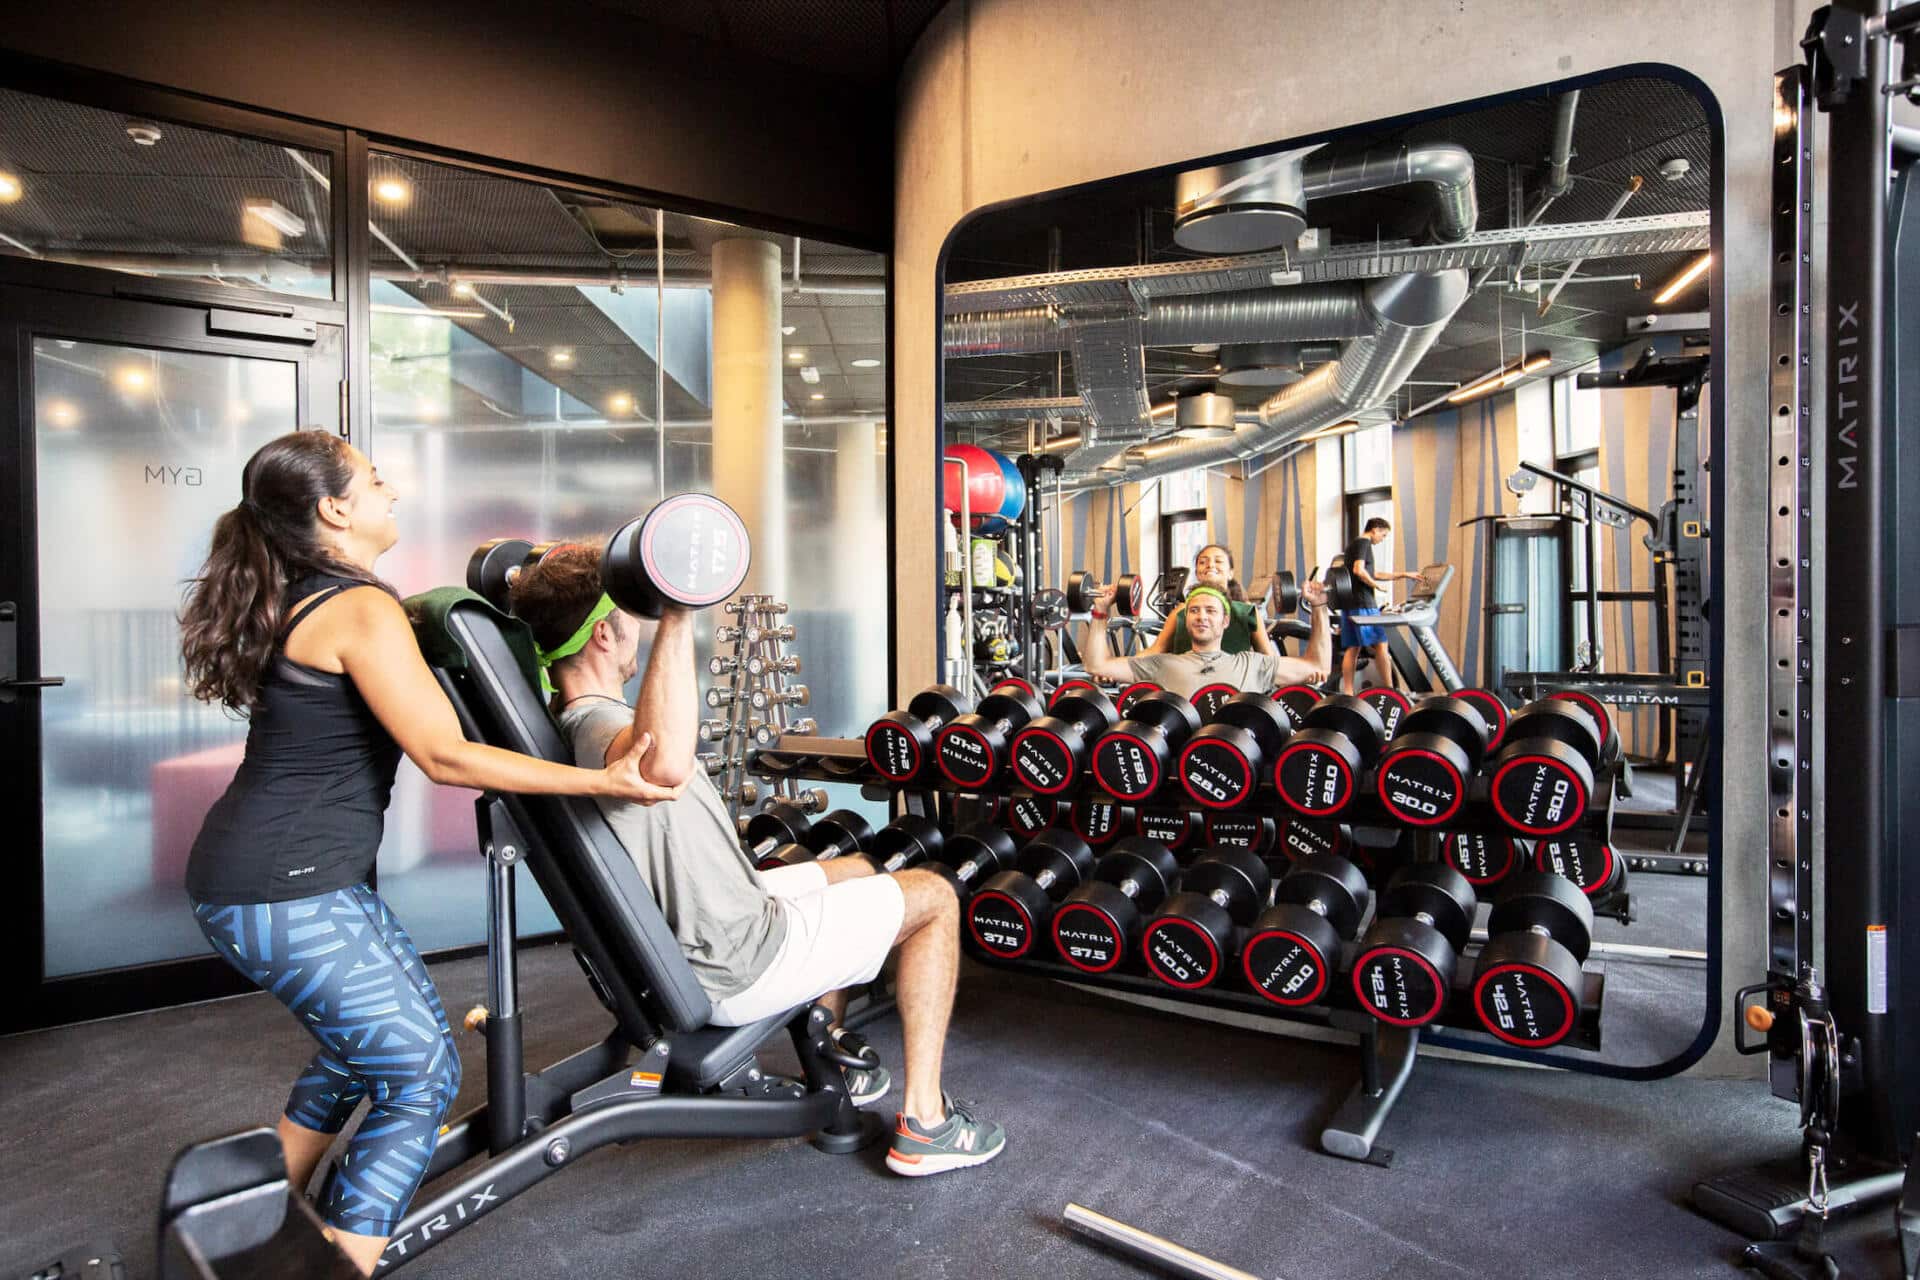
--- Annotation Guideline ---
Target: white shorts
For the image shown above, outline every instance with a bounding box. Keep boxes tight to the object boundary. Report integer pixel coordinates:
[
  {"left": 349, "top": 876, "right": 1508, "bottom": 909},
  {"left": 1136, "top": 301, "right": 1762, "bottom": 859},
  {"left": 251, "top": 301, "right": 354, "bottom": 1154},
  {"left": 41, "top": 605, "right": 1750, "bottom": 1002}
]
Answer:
[{"left": 708, "top": 862, "right": 906, "bottom": 1026}]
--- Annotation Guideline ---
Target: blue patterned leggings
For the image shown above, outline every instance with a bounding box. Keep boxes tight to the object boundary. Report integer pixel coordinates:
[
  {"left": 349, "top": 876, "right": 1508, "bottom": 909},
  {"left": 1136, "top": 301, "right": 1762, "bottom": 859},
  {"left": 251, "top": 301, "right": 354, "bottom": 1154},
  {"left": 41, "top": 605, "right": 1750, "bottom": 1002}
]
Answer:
[{"left": 193, "top": 884, "right": 461, "bottom": 1237}]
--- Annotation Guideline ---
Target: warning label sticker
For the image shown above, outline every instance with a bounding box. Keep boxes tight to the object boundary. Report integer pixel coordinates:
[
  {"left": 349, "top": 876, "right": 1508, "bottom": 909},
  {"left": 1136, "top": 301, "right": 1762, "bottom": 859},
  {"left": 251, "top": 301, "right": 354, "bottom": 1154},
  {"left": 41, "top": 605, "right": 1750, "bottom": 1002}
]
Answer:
[{"left": 1868, "top": 924, "right": 1888, "bottom": 1015}]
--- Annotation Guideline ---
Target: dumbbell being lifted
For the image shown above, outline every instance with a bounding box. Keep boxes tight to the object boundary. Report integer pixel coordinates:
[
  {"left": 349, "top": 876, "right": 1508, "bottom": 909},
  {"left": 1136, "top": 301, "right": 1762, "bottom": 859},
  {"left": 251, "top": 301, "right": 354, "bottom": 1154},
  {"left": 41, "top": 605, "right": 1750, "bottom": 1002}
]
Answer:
[
  {"left": 466, "top": 492, "right": 752, "bottom": 619},
  {"left": 1066, "top": 571, "right": 1143, "bottom": 618}
]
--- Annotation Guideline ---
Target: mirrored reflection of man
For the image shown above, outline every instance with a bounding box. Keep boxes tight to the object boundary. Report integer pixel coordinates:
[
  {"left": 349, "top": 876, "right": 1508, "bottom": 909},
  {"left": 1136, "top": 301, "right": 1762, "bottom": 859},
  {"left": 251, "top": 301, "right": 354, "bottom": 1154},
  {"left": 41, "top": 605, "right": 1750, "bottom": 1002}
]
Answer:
[
  {"left": 1079, "top": 582, "right": 1330, "bottom": 699},
  {"left": 1339, "top": 518, "right": 1422, "bottom": 694}
]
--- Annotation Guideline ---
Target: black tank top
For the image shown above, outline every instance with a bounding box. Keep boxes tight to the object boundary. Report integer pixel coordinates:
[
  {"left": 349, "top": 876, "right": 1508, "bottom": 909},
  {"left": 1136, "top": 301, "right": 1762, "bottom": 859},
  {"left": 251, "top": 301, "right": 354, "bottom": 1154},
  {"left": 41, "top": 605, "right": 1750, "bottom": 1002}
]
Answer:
[{"left": 185, "top": 574, "right": 404, "bottom": 905}]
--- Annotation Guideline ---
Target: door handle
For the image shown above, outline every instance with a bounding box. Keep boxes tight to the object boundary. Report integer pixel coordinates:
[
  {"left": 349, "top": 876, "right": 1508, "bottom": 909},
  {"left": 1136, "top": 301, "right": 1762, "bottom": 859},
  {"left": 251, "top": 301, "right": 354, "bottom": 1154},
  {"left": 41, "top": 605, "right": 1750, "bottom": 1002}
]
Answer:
[{"left": 1, "top": 676, "right": 64, "bottom": 689}]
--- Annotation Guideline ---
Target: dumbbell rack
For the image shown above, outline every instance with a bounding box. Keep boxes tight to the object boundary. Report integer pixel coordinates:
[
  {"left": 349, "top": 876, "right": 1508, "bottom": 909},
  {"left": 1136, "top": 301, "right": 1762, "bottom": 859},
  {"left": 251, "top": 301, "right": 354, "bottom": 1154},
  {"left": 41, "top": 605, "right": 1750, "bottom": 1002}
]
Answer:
[
  {"left": 700, "top": 595, "right": 819, "bottom": 824},
  {"left": 749, "top": 732, "right": 1615, "bottom": 1164}
]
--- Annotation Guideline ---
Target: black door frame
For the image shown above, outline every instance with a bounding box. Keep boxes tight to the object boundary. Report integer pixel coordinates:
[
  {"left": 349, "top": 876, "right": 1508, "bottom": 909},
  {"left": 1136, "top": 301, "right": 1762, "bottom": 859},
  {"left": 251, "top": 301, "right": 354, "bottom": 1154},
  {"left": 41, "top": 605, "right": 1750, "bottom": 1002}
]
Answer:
[{"left": 0, "top": 283, "right": 343, "bottom": 1032}]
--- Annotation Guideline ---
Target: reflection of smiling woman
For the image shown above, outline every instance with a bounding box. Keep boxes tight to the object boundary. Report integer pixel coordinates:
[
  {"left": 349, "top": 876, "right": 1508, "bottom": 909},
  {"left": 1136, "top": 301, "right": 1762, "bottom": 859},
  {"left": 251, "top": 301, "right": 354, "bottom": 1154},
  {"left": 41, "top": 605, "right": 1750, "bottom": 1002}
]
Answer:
[{"left": 1143, "top": 543, "right": 1274, "bottom": 657}]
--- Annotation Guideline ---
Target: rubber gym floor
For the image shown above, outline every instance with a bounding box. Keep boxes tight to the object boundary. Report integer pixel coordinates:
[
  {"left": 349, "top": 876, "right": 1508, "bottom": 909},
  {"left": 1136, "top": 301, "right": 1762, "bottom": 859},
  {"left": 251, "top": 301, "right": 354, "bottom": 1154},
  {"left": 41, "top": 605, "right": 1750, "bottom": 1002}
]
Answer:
[{"left": 2, "top": 940, "right": 1809, "bottom": 1280}]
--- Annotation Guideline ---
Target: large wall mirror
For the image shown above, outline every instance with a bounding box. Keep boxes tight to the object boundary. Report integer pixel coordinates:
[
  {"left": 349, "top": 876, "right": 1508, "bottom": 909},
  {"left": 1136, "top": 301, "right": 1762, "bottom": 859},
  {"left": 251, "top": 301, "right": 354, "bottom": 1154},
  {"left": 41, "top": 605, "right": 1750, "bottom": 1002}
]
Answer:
[{"left": 936, "top": 69, "right": 1719, "bottom": 1074}]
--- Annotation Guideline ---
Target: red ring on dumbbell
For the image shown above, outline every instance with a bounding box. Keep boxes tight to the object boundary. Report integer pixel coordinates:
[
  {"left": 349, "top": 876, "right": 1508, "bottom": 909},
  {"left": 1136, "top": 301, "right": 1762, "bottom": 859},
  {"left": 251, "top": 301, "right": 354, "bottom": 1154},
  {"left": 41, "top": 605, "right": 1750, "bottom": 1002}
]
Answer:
[
  {"left": 1489, "top": 753, "right": 1588, "bottom": 835},
  {"left": 1242, "top": 927, "right": 1332, "bottom": 1006},
  {"left": 992, "top": 676, "right": 1037, "bottom": 701},
  {"left": 1350, "top": 945, "right": 1449, "bottom": 1027},
  {"left": 932, "top": 723, "right": 995, "bottom": 789},
  {"left": 1454, "top": 688, "right": 1510, "bottom": 751},
  {"left": 965, "top": 891, "right": 1034, "bottom": 958},
  {"left": 1472, "top": 962, "right": 1578, "bottom": 1047},
  {"left": 863, "top": 721, "right": 922, "bottom": 781},
  {"left": 1010, "top": 724, "right": 1078, "bottom": 794},
  {"left": 1092, "top": 729, "right": 1162, "bottom": 800},
  {"left": 1274, "top": 740, "right": 1354, "bottom": 815},
  {"left": 1546, "top": 690, "right": 1613, "bottom": 745},
  {"left": 1117, "top": 681, "right": 1161, "bottom": 718},
  {"left": 1358, "top": 686, "right": 1412, "bottom": 735},
  {"left": 1190, "top": 682, "right": 1237, "bottom": 721},
  {"left": 1176, "top": 735, "right": 1254, "bottom": 810},
  {"left": 1049, "top": 679, "right": 1102, "bottom": 709},
  {"left": 1534, "top": 839, "right": 1618, "bottom": 898},
  {"left": 1051, "top": 902, "right": 1125, "bottom": 973},
  {"left": 1142, "top": 919, "right": 1220, "bottom": 990},
  {"left": 1374, "top": 747, "right": 1465, "bottom": 826},
  {"left": 1442, "top": 831, "right": 1521, "bottom": 886}
]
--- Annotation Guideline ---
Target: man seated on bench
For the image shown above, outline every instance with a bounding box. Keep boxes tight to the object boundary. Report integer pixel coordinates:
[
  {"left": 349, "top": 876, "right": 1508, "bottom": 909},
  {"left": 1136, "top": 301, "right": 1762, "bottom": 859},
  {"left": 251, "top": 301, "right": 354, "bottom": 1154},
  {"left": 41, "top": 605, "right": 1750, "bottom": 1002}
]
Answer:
[
  {"left": 510, "top": 547, "right": 1005, "bottom": 1177},
  {"left": 1078, "top": 580, "right": 1334, "bottom": 698}
]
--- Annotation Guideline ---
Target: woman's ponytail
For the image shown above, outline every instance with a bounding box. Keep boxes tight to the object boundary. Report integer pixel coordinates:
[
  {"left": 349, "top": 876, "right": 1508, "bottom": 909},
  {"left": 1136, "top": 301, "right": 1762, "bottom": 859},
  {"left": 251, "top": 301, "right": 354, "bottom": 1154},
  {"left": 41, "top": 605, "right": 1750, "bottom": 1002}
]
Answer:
[{"left": 179, "top": 431, "right": 387, "bottom": 711}]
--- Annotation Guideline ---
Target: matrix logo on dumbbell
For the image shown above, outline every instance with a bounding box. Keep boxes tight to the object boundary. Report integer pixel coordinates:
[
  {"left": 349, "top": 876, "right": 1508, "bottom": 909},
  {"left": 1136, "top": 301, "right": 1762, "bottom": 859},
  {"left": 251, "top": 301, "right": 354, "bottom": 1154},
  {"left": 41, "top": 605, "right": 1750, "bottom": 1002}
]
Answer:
[
  {"left": 1439, "top": 829, "right": 1525, "bottom": 888},
  {"left": 1093, "top": 690, "right": 1203, "bottom": 802},
  {"left": 1144, "top": 848, "right": 1272, "bottom": 990},
  {"left": 1005, "top": 795, "right": 1062, "bottom": 841},
  {"left": 1178, "top": 692, "right": 1293, "bottom": 810},
  {"left": 865, "top": 685, "right": 971, "bottom": 784},
  {"left": 1373, "top": 695, "right": 1494, "bottom": 827},
  {"left": 1051, "top": 837, "right": 1180, "bottom": 973},
  {"left": 1533, "top": 832, "right": 1625, "bottom": 901},
  {"left": 1488, "top": 699, "right": 1610, "bottom": 835},
  {"left": 1471, "top": 871, "right": 1594, "bottom": 1047},
  {"left": 1011, "top": 686, "right": 1120, "bottom": 795},
  {"left": 935, "top": 681, "right": 1044, "bottom": 791},
  {"left": 967, "top": 830, "right": 1096, "bottom": 959},
  {"left": 1134, "top": 808, "right": 1195, "bottom": 852},
  {"left": 1242, "top": 852, "right": 1372, "bottom": 1007},
  {"left": 1350, "top": 864, "right": 1478, "bottom": 1027},
  {"left": 1274, "top": 694, "right": 1387, "bottom": 817},
  {"left": 1071, "top": 796, "right": 1134, "bottom": 849}
]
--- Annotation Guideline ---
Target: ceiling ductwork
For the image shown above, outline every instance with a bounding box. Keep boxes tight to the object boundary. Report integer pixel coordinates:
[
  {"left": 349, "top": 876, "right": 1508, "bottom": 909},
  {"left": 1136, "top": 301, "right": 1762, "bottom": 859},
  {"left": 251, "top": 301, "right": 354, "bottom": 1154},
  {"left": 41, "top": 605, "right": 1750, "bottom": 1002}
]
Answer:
[
  {"left": 1172, "top": 145, "right": 1321, "bottom": 253},
  {"left": 1215, "top": 339, "right": 1340, "bottom": 388},
  {"left": 1071, "top": 268, "right": 1470, "bottom": 483},
  {"left": 943, "top": 284, "right": 1373, "bottom": 358},
  {"left": 1299, "top": 143, "right": 1479, "bottom": 244},
  {"left": 1173, "top": 391, "right": 1237, "bottom": 438}
]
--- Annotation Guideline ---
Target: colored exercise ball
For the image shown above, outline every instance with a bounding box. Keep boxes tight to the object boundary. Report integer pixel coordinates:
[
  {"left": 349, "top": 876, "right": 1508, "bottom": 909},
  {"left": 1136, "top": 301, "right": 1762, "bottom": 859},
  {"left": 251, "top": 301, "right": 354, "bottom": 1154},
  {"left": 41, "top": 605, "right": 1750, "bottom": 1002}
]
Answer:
[{"left": 943, "top": 443, "right": 1006, "bottom": 516}]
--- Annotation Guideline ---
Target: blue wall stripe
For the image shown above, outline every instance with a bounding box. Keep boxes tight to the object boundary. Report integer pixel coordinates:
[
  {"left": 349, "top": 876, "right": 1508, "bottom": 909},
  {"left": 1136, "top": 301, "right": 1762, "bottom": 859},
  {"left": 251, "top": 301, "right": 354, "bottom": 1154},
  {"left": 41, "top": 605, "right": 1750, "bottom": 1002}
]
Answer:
[{"left": 1430, "top": 409, "right": 1459, "bottom": 569}]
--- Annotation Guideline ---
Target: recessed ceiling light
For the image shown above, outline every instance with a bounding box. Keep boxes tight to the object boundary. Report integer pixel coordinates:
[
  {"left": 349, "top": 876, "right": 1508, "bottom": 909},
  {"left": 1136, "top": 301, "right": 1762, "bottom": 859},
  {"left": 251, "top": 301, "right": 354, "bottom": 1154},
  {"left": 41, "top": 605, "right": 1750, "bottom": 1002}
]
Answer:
[
  {"left": 450, "top": 281, "right": 474, "bottom": 298},
  {"left": 550, "top": 348, "right": 575, "bottom": 366},
  {"left": 372, "top": 176, "right": 411, "bottom": 206},
  {"left": 414, "top": 396, "right": 443, "bottom": 420},
  {"left": 781, "top": 325, "right": 797, "bottom": 336},
  {"left": 1190, "top": 344, "right": 1219, "bottom": 355},
  {"left": 44, "top": 400, "right": 78, "bottom": 429},
  {"left": 243, "top": 198, "right": 306, "bottom": 238},
  {"left": 788, "top": 349, "right": 806, "bottom": 362},
  {"left": 115, "top": 366, "right": 151, "bottom": 394},
  {"left": 609, "top": 392, "right": 633, "bottom": 415},
  {"left": 0, "top": 172, "right": 22, "bottom": 204},
  {"left": 799, "top": 365, "right": 821, "bottom": 385},
  {"left": 850, "top": 357, "right": 881, "bottom": 368},
  {"left": 810, "top": 392, "right": 825, "bottom": 401},
  {"left": 124, "top": 120, "right": 163, "bottom": 147}
]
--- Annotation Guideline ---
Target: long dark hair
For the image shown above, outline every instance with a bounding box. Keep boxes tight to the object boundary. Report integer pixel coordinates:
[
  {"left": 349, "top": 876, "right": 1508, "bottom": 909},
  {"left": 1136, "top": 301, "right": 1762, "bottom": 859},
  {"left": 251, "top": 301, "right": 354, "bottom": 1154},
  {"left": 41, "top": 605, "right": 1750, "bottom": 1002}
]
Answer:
[
  {"left": 1195, "top": 543, "right": 1249, "bottom": 604},
  {"left": 180, "top": 431, "right": 392, "bottom": 711}
]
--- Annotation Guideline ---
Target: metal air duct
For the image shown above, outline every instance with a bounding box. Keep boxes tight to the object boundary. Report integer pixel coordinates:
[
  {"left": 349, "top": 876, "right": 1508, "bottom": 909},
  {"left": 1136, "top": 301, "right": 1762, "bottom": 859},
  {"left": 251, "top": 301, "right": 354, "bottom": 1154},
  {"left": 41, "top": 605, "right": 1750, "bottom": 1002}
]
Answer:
[
  {"left": 1173, "top": 146, "right": 1321, "bottom": 253},
  {"left": 1173, "top": 391, "right": 1236, "bottom": 438},
  {"left": 942, "top": 284, "right": 1372, "bottom": 358},
  {"left": 1300, "top": 142, "right": 1478, "bottom": 243}
]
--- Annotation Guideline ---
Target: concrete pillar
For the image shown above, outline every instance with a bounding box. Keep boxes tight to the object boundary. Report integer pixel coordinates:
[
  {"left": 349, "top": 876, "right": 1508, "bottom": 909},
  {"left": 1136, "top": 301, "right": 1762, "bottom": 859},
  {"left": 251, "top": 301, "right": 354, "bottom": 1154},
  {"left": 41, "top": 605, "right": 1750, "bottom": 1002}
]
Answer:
[
  {"left": 834, "top": 419, "right": 886, "bottom": 712},
  {"left": 711, "top": 237, "right": 785, "bottom": 598}
]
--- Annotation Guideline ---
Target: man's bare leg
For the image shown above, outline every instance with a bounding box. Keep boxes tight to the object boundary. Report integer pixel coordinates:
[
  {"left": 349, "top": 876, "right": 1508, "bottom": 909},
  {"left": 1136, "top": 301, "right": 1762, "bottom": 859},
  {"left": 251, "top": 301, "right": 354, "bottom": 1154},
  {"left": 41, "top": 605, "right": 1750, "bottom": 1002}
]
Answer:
[
  {"left": 886, "top": 869, "right": 960, "bottom": 1126},
  {"left": 1371, "top": 642, "right": 1395, "bottom": 691},
  {"left": 1340, "top": 646, "right": 1358, "bottom": 695}
]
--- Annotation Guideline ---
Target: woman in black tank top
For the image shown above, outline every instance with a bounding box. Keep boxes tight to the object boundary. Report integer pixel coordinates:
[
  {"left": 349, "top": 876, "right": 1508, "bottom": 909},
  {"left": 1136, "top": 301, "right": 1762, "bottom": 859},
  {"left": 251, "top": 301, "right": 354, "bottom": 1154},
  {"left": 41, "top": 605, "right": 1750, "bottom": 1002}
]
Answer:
[{"left": 178, "top": 431, "right": 682, "bottom": 1274}]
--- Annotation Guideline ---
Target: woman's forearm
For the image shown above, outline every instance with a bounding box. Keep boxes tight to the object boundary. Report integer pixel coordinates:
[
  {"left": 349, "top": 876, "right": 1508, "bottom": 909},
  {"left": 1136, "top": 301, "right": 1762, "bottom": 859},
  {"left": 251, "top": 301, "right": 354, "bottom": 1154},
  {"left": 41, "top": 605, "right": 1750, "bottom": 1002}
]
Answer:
[{"left": 421, "top": 738, "right": 613, "bottom": 796}]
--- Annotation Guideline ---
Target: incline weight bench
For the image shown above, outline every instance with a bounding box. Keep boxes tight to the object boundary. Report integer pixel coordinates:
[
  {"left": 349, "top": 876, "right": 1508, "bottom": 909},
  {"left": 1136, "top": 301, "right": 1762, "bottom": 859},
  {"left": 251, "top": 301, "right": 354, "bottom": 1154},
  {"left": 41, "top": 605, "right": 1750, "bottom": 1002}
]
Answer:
[{"left": 219, "top": 590, "right": 882, "bottom": 1275}]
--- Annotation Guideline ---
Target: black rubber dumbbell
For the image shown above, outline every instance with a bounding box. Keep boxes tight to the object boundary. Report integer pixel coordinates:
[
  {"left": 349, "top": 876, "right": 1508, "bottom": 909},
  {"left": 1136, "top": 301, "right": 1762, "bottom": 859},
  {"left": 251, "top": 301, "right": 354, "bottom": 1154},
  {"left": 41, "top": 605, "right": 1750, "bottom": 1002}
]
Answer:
[
  {"left": 1179, "top": 692, "right": 1292, "bottom": 810},
  {"left": 934, "top": 683, "right": 1045, "bottom": 790},
  {"left": 466, "top": 537, "right": 535, "bottom": 612},
  {"left": 1373, "top": 696, "right": 1494, "bottom": 827},
  {"left": 1350, "top": 863, "right": 1479, "bottom": 1028},
  {"left": 1270, "top": 682, "right": 1325, "bottom": 731},
  {"left": 737, "top": 799, "right": 813, "bottom": 865},
  {"left": 1274, "top": 694, "right": 1387, "bottom": 818},
  {"left": 1144, "top": 848, "right": 1273, "bottom": 990},
  {"left": 1004, "top": 795, "right": 1062, "bottom": 841},
  {"left": 1052, "top": 837, "right": 1181, "bottom": 974},
  {"left": 1545, "top": 690, "right": 1621, "bottom": 765},
  {"left": 1471, "top": 871, "right": 1594, "bottom": 1047},
  {"left": 1454, "top": 688, "right": 1511, "bottom": 752},
  {"left": 1189, "top": 682, "right": 1240, "bottom": 723},
  {"left": 1533, "top": 833, "right": 1626, "bottom": 901},
  {"left": 864, "top": 813, "right": 944, "bottom": 874},
  {"left": 1134, "top": 807, "right": 1197, "bottom": 854},
  {"left": 927, "top": 823, "right": 1018, "bottom": 900},
  {"left": 753, "top": 807, "right": 873, "bottom": 871},
  {"left": 1487, "top": 699, "right": 1607, "bottom": 835},
  {"left": 1093, "top": 690, "right": 1203, "bottom": 803},
  {"left": 1242, "top": 852, "right": 1372, "bottom": 1008},
  {"left": 1117, "top": 680, "right": 1164, "bottom": 719},
  {"left": 600, "top": 493, "right": 753, "bottom": 616},
  {"left": 1071, "top": 796, "right": 1135, "bottom": 849},
  {"left": 1066, "top": 570, "right": 1142, "bottom": 618},
  {"left": 1357, "top": 686, "right": 1412, "bottom": 740},
  {"left": 967, "top": 830, "right": 1097, "bottom": 959},
  {"left": 1439, "top": 829, "right": 1526, "bottom": 890},
  {"left": 865, "top": 685, "right": 972, "bottom": 784},
  {"left": 1205, "top": 813, "right": 1276, "bottom": 859},
  {"left": 1274, "top": 817, "right": 1353, "bottom": 868},
  {"left": 1011, "top": 685, "right": 1120, "bottom": 794}
]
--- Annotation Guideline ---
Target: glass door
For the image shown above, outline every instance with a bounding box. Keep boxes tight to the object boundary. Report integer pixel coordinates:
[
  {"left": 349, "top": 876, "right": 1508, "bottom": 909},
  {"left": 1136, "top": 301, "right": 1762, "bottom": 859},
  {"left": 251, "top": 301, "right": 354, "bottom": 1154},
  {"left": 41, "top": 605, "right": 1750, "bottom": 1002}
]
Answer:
[{"left": 0, "top": 284, "right": 343, "bottom": 1031}]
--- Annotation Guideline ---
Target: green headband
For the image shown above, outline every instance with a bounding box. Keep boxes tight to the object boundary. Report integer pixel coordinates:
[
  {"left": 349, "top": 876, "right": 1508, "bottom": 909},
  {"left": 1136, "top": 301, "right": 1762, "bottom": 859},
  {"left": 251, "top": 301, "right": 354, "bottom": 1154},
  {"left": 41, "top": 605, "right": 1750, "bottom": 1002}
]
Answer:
[
  {"left": 1185, "top": 585, "right": 1232, "bottom": 614},
  {"left": 536, "top": 592, "right": 618, "bottom": 692}
]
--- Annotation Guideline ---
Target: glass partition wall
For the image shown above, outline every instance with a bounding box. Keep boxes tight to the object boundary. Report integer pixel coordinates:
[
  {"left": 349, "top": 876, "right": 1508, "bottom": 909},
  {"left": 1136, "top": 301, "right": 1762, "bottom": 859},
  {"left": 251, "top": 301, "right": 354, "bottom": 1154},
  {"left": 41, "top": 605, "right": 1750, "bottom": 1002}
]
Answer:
[{"left": 0, "top": 74, "right": 891, "bottom": 1027}]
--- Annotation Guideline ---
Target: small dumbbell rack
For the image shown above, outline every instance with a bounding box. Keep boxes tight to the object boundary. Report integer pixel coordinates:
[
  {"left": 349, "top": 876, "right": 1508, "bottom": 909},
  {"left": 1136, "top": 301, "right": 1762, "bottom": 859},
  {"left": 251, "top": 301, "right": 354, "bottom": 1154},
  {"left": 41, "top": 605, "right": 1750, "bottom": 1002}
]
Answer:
[{"left": 700, "top": 594, "right": 815, "bottom": 824}]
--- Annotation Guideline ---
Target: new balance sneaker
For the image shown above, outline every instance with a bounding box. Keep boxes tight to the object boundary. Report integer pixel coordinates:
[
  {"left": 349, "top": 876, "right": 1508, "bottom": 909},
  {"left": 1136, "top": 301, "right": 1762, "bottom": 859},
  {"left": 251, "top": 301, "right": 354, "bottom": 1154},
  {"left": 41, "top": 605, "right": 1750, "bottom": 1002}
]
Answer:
[
  {"left": 885, "top": 1096, "right": 1006, "bottom": 1176},
  {"left": 832, "top": 1028, "right": 891, "bottom": 1106}
]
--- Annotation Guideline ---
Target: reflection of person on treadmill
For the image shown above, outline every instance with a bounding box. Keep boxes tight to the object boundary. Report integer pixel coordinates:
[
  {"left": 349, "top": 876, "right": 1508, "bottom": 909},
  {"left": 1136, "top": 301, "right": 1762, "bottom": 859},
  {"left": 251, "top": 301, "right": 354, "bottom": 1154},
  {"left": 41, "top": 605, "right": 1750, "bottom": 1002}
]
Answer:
[
  {"left": 1140, "top": 543, "right": 1274, "bottom": 657},
  {"left": 1339, "top": 517, "right": 1422, "bottom": 694}
]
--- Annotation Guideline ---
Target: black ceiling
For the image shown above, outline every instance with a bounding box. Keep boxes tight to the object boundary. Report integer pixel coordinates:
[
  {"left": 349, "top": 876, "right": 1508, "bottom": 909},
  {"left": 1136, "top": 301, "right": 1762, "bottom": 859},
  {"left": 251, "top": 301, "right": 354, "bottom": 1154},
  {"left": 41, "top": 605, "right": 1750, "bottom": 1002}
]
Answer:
[
  {"left": 579, "top": 0, "right": 952, "bottom": 86},
  {"left": 944, "top": 73, "right": 1715, "bottom": 439}
]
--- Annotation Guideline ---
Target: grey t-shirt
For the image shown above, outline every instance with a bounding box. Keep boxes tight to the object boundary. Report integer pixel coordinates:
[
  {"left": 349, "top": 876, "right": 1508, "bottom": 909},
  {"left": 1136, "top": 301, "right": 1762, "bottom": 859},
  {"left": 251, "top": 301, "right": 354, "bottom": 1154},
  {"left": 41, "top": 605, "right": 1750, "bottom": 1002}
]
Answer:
[
  {"left": 561, "top": 699, "right": 787, "bottom": 1002},
  {"left": 1127, "top": 650, "right": 1289, "bottom": 699}
]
